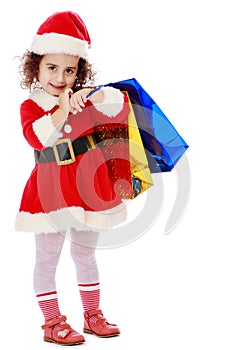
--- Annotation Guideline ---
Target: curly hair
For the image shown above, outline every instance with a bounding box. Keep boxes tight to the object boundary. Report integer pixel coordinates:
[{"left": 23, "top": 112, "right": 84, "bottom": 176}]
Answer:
[{"left": 19, "top": 51, "right": 96, "bottom": 92}]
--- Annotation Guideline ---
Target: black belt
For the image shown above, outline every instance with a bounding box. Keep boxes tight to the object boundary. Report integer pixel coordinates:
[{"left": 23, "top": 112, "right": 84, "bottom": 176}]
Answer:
[{"left": 34, "top": 128, "right": 128, "bottom": 166}]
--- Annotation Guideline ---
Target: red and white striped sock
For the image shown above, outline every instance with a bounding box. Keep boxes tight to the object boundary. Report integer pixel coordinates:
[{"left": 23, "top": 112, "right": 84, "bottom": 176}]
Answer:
[
  {"left": 36, "top": 291, "right": 61, "bottom": 322},
  {"left": 79, "top": 282, "right": 100, "bottom": 323}
]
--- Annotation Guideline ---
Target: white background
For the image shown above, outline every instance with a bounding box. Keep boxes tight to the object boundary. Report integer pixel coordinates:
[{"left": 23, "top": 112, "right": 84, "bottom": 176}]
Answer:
[{"left": 0, "top": 0, "right": 228, "bottom": 349}]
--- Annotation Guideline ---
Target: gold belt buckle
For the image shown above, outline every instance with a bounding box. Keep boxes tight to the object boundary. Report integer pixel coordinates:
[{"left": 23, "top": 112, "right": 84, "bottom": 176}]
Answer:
[
  {"left": 53, "top": 138, "right": 75, "bottom": 166},
  {"left": 86, "top": 134, "right": 97, "bottom": 150}
]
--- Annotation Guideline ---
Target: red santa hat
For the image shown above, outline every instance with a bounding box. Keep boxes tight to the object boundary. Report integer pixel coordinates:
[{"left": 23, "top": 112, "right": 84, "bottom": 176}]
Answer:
[{"left": 30, "top": 11, "right": 91, "bottom": 58}]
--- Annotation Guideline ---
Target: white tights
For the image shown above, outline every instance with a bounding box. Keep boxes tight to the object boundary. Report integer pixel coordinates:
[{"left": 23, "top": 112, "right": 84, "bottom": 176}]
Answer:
[{"left": 33, "top": 229, "right": 99, "bottom": 295}]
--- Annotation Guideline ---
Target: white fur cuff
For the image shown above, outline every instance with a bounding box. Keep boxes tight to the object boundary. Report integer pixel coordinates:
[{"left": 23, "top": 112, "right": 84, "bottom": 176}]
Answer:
[
  {"left": 93, "top": 86, "right": 124, "bottom": 117},
  {"left": 32, "top": 113, "right": 62, "bottom": 147}
]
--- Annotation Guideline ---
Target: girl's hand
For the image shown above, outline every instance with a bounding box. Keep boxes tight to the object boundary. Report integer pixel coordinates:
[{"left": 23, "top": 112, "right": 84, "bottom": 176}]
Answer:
[
  {"left": 51, "top": 88, "right": 73, "bottom": 129},
  {"left": 58, "top": 88, "right": 73, "bottom": 115},
  {"left": 70, "top": 89, "right": 90, "bottom": 114},
  {"left": 70, "top": 88, "right": 105, "bottom": 114}
]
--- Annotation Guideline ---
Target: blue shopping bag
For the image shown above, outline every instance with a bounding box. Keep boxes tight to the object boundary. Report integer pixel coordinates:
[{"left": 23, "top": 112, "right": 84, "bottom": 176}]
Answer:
[{"left": 106, "top": 78, "right": 189, "bottom": 173}]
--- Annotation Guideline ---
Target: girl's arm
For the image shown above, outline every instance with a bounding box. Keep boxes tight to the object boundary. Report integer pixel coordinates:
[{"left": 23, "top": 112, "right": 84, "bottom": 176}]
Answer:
[
  {"left": 70, "top": 86, "right": 124, "bottom": 118},
  {"left": 21, "top": 86, "right": 129, "bottom": 151},
  {"left": 51, "top": 88, "right": 72, "bottom": 130},
  {"left": 51, "top": 87, "right": 105, "bottom": 126},
  {"left": 69, "top": 88, "right": 104, "bottom": 115}
]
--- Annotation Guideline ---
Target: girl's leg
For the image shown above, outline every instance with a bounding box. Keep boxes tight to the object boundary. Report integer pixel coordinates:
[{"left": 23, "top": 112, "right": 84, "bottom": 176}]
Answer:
[
  {"left": 33, "top": 232, "right": 85, "bottom": 345},
  {"left": 70, "top": 229, "right": 100, "bottom": 313},
  {"left": 70, "top": 228, "right": 120, "bottom": 337},
  {"left": 34, "top": 232, "right": 65, "bottom": 321}
]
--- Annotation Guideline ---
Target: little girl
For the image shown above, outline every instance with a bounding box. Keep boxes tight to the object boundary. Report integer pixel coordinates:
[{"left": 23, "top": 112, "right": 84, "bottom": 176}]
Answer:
[{"left": 15, "top": 11, "right": 132, "bottom": 345}]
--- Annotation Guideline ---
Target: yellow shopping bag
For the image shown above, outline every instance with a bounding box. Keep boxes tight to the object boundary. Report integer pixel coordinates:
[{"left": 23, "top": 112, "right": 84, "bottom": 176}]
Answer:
[{"left": 125, "top": 92, "right": 153, "bottom": 198}]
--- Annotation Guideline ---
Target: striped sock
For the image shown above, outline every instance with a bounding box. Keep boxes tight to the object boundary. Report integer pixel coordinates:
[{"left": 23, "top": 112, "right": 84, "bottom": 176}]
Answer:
[
  {"left": 79, "top": 282, "right": 100, "bottom": 323},
  {"left": 36, "top": 291, "right": 61, "bottom": 322}
]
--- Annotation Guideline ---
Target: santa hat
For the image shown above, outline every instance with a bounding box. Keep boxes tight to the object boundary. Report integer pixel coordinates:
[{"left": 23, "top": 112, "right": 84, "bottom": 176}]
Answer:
[{"left": 30, "top": 11, "right": 91, "bottom": 58}]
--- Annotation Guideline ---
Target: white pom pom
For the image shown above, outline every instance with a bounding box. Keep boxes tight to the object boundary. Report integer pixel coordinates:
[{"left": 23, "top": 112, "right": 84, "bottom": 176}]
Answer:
[{"left": 64, "top": 124, "right": 72, "bottom": 133}]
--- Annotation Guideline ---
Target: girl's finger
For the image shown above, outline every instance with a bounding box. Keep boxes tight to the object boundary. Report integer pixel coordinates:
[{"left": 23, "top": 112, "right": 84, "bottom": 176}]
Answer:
[
  {"left": 64, "top": 88, "right": 73, "bottom": 97},
  {"left": 71, "top": 95, "right": 84, "bottom": 108},
  {"left": 78, "top": 94, "right": 86, "bottom": 107},
  {"left": 70, "top": 99, "right": 82, "bottom": 113},
  {"left": 82, "top": 93, "right": 88, "bottom": 104}
]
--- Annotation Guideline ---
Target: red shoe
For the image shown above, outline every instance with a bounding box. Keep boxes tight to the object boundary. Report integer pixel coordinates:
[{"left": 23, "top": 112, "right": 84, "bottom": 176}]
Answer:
[
  {"left": 42, "top": 315, "right": 85, "bottom": 345},
  {"left": 83, "top": 309, "right": 120, "bottom": 338}
]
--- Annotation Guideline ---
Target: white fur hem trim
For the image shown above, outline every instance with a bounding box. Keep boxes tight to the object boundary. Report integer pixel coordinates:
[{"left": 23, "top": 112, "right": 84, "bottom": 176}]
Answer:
[
  {"left": 32, "top": 113, "right": 62, "bottom": 147},
  {"left": 93, "top": 87, "right": 124, "bottom": 117},
  {"left": 31, "top": 33, "right": 89, "bottom": 58},
  {"left": 15, "top": 204, "right": 127, "bottom": 234}
]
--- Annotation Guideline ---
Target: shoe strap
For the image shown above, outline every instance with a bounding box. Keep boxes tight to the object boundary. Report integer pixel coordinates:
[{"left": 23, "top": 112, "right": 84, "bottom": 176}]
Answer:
[
  {"left": 41, "top": 315, "right": 67, "bottom": 329},
  {"left": 85, "top": 309, "right": 103, "bottom": 319}
]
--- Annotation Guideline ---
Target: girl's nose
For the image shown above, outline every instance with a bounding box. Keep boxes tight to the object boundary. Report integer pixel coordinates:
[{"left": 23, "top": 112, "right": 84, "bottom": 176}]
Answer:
[{"left": 56, "top": 71, "right": 65, "bottom": 83}]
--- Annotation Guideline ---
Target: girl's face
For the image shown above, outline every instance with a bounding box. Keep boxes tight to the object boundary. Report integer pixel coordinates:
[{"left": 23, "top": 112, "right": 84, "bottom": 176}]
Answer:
[{"left": 38, "top": 54, "right": 80, "bottom": 96}]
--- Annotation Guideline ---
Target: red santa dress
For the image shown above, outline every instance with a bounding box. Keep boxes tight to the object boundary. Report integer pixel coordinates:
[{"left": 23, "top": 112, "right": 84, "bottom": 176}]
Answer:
[{"left": 15, "top": 87, "right": 131, "bottom": 233}]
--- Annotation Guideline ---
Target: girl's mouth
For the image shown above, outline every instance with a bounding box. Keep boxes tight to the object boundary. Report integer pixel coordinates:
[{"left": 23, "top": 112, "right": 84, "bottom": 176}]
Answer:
[{"left": 50, "top": 83, "right": 66, "bottom": 91}]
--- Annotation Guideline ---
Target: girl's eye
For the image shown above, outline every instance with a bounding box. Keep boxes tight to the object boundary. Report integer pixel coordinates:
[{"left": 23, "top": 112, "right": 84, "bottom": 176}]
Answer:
[
  {"left": 48, "top": 66, "right": 56, "bottom": 71},
  {"left": 66, "top": 68, "right": 74, "bottom": 74}
]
